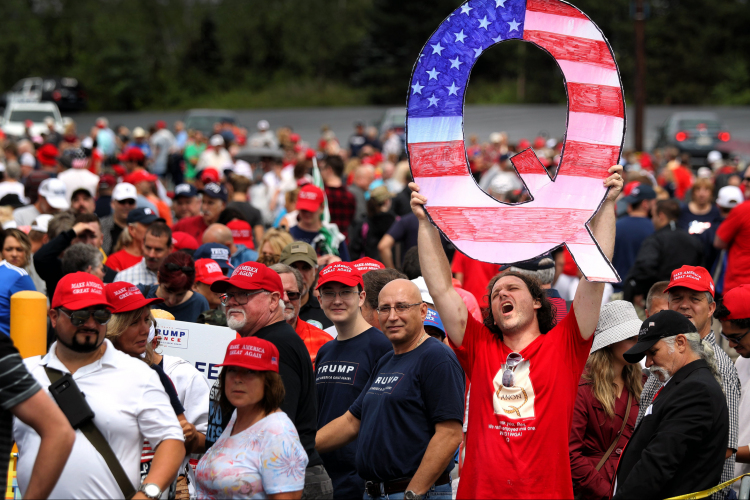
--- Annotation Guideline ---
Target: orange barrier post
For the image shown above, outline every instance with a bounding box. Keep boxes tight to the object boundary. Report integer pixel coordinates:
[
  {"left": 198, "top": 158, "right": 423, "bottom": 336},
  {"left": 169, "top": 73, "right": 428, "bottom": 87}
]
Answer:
[{"left": 10, "top": 291, "right": 48, "bottom": 359}]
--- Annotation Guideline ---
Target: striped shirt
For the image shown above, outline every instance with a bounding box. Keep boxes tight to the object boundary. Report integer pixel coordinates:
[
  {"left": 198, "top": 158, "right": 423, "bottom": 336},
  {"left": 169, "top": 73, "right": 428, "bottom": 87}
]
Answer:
[
  {"left": 0, "top": 334, "right": 41, "bottom": 494},
  {"left": 636, "top": 332, "right": 740, "bottom": 499}
]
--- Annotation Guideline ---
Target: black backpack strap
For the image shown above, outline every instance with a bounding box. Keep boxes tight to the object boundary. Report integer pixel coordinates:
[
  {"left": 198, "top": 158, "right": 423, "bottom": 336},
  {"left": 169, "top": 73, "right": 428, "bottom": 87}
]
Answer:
[{"left": 44, "top": 366, "right": 137, "bottom": 499}]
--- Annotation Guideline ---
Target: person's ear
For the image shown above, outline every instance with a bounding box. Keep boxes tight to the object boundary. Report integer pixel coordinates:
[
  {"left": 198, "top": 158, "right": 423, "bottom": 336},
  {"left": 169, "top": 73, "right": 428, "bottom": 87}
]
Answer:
[
  {"left": 533, "top": 297, "right": 542, "bottom": 310},
  {"left": 359, "top": 290, "right": 366, "bottom": 308},
  {"left": 420, "top": 302, "right": 428, "bottom": 322},
  {"left": 49, "top": 308, "right": 58, "bottom": 329},
  {"left": 708, "top": 299, "right": 716, "bottom": 316}
]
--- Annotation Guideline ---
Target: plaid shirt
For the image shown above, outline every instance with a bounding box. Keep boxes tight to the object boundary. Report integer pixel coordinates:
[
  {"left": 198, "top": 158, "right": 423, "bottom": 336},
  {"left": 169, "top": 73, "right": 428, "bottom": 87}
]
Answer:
[
  {"left": 113, "top": 258, "right": 157, "bottom": 286},
  {"left": 324, "top": 185, "right": 356, "bottom": 240},
  {"left": 636, "top": 332, "right": 740, "bottom": 499}
]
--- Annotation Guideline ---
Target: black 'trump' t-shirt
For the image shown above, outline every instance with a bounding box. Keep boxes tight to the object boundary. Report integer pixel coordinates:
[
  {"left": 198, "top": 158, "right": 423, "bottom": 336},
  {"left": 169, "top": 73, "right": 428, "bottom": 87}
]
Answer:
[
  {"left": 315, "top": 327, "right": 392, "bottom": 499},
  {"left": 349, "top": 336, "right": 465, "bottom": 482},
  {"left": 206, "top": 320, "right": 322, "bottom": 467}
]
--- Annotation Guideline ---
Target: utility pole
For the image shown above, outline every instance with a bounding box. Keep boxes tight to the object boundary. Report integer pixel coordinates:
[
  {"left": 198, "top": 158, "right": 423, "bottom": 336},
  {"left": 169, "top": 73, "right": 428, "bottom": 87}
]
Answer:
[{"left": 634, "top": 0, "right": 646, "bottom": 151}]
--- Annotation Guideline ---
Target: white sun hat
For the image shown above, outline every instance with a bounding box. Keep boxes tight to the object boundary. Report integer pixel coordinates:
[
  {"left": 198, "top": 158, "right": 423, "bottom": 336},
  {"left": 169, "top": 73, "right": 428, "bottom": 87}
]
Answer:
[{"left": 590, "top": 300, "right": 642, "bottom": 354}]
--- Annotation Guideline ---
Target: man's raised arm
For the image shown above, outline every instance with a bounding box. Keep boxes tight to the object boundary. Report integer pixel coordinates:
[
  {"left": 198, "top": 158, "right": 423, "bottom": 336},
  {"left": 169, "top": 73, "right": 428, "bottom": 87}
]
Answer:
[
  {"left": 410, "top": 183, "right": 469, "bottom": 347},
  {"left": 574, "top": 165, "right": 624, "bottom": 339}
]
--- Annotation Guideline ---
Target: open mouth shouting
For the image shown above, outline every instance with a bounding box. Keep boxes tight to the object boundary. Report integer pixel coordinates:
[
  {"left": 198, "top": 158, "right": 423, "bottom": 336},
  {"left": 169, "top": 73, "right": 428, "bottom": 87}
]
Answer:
[{"left": 500, "top": 301, "right": 514, "bottom": 315}]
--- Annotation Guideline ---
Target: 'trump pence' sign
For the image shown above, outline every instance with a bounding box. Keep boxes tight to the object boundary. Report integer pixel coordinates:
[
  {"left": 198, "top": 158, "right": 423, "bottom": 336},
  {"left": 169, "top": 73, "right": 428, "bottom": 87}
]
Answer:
[{"left": 155, "top": 319, "right": 236, "bottom": 381}]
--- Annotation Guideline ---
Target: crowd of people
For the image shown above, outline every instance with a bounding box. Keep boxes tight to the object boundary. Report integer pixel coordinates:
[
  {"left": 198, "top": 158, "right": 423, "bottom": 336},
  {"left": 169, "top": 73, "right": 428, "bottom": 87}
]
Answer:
[{"left": 1, "top": 114, "right": 750, "bottom": 500}]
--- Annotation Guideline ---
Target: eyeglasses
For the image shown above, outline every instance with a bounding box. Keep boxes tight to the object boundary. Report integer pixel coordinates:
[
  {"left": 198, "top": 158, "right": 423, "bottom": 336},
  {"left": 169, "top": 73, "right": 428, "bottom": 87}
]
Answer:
[
  {"left": 164, "top": 263, "right": 195, "bottom": 275},
  {"left": 721, "top": 328, "right": 750, "bottom": 345},
  {"left": 220, "top": 290, "right": 268, "bottom": 306},
  {"left": 742, "top": 177, "right": 750, "bottom": 184},
  {"left": 376, "top": 302, "right": 422, "bottom": 316},
  {"left": 58, "top": 307, "right": 112, "bottom": 326},
  {"left": 501, "top": 352, "right": 523, "bottom": 388},
  {"left": 320, "top": 290, "right": 359, "bottom": 301},
  {"left": 116, "top": 199, "right": 136, "bottom": 205},
  {"left": 285, "top": 291, "right": 301, "bottom": 301}
]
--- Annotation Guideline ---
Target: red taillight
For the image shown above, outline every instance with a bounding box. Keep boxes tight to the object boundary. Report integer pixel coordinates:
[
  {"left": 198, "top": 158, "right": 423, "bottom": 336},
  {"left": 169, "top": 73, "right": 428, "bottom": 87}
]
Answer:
[
  {"left": 718, "top": 131, "right": 731, "bottom": 142},
  {"left": 52, "top": 90, "right": 61, "bottom": 101},
  {"left": 675, "top": 131, "right": 689, "bottom": 142}
]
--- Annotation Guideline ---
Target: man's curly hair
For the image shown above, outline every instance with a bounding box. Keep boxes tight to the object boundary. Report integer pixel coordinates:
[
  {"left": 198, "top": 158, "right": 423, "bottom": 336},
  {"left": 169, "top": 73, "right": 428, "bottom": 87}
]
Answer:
[{"left": 483, "top": 270, "right": 556, "bottom": 340}]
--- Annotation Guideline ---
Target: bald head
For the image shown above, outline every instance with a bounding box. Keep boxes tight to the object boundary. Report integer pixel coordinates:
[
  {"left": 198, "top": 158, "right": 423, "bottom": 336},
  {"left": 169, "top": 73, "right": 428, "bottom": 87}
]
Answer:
[
  {"left": 379, "top": 278, "right": 422, "bottom": 305},
  {"left": 378, "top": 279, "right": 428, "bottom": 353},
  {"left": 203, "top": 223, "right": 233, "bottom": 247},
  {"left": 354, "top": 165, "right": 375, "bottom": 190}
]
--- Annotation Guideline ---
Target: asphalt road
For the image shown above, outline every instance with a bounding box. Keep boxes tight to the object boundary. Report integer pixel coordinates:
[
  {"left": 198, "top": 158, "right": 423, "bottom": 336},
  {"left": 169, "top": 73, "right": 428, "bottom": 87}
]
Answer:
[{"left": 70, "top": 104, "right": 750, "bottom": 153}]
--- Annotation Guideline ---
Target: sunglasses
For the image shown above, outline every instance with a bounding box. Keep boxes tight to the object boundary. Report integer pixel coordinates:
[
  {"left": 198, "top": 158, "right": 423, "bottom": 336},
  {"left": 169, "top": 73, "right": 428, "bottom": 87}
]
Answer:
[
  {"left": 721, "top": 328, "right": 750, "bottom": 344},
  {"left": 164, "top": 263, "right": 195, "bottom": 275},
  {"left": 742, "top": 177, "right": 750, "bottom": 184},
  {"left": 286, "top": 291, "right": 301, "bottom": 301},
  {"left": 116, "top": 199, "right": 136, "bottom": 205},
  {"left": 59, "top": 307, "right": 112, "bottom": 326},
  {"left": 501, "top": 352, "right": 523, "bottom": 388}
]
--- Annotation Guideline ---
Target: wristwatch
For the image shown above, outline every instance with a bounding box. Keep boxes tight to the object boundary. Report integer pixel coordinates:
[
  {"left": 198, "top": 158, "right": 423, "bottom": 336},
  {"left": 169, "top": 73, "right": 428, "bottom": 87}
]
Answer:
[
  {"left": 404, "top": 491, "right": 423, "bottom": 500},
  {"left": 139, "top": 483, "right": 163, "bottom": 499}
]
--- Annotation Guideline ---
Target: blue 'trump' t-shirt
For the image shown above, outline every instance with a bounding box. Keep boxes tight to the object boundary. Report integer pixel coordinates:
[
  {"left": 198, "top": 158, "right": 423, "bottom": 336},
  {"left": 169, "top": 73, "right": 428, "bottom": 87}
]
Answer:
[
  {"left": 612, "top": 216, "right": 654, "bottom": 291},
  {"left": 0, "top": 261, "right": 35, "bottom": 336},
  {"left": 315, "top": 327, "right": 392, "bottom": 499},
  {"left": 349, "top": 336, "right": 465, "bottom": 482}
]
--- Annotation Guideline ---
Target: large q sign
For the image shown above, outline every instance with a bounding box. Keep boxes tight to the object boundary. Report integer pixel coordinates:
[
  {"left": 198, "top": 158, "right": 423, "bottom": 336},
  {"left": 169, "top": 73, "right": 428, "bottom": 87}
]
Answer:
[{"left": 407, "top": 0, "right": 625, "bottom": 283}]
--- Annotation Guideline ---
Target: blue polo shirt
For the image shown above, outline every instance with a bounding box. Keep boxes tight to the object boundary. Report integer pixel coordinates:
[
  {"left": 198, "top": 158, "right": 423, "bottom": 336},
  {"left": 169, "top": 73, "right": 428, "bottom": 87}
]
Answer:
[
  {"left": 349, "top": 336, "right": 465, "bottom": 482},
  {"left": 0, "top": 261, "right": 36, "bottom": 336},
  {"left": 612, "top": 216, "right": 654, "bottom": 290}
]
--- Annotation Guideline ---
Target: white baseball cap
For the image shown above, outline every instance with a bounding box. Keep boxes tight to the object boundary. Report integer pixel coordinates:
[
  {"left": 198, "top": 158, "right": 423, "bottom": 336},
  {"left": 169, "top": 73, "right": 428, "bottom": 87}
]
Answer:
[
  {"left": 209, "top": 134, "right": 225, "bottom": 147},
  {"left": 257, "top": 119, "right": 270, "bottom": 131},
  {"left": 30, "top": 214, "right": 53, "bottom": 233},
  {"left": 707, "top": 150, "right": 722, "bottom": 163},
  {"left": 717, "top": 185, "right": 744, "bottom": 209},
  {"left": 112, "top": 182, "right": 137, "bottom": 201},
  {"left": 410, "top": 276, "right": 434, "bottom": 305},
  {"left": 38, "top": 178, "right": 69, "bottom": 210}
]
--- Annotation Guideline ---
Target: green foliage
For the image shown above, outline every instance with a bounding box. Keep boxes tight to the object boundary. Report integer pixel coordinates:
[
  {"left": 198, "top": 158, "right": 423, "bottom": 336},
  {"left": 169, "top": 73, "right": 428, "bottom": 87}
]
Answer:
[{"left": 0, "top": 0, "right": 746, "bottom": 109}]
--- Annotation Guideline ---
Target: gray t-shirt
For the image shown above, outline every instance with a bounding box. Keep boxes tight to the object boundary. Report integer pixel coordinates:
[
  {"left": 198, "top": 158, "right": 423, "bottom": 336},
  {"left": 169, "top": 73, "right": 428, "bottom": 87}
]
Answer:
[{"left": 13, "top": 205, "right": 40, "bottom": 226}]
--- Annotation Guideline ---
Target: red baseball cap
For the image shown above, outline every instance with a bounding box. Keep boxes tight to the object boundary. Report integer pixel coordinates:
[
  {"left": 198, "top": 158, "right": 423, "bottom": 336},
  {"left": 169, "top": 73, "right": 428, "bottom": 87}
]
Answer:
[
  {"left": 351, "top": 257, "right": 385, "bottom": 274},
  {"left": 51, "top": 272, "right": 113, "bottom": 310},
  {"left": 623, "top": 181, "right": 641, "bottom": 197},
  {"left": 296, "top": 184, "right": 325, "bottom": 212},
  {"left": 172, "top": 231, "right": 199, "bottom": 251},
  {"left": 227, "top": 219, "right": 254, "bottom": 248},
  {"left": 216, "top": 337, "right": 279, "bottom": 373},
  {"left": 195, "top": 259, "right": 226, "bottom": 285},
  {"left": 316, "top": 262, "right": 364, "bottom": 289},
  {"left": 118, "top": 147, "right": 146, "bottom": 163},
  {"left": 200, "top": 168, "right": 220, "bottom": 184},
  {"left": 104, "top": 282, "right": 163, "bottom": 313},
  {"left": 124, "top": 170, "right": 158, "bottom": 185},
  {"left": 664, "top": 265, "right": 715, "bottom": 297},
  {"left": 210, "top": 262, "right": 284, "bottom": 295},
  {"left": 718, "top": 285, "right": 750, "bottom": 320},
  {"left": 37, "top": 143, "right": 59, "bottom": 167},
  {"left": 155, "top": 120, "right": 167, "bottom": 130}
]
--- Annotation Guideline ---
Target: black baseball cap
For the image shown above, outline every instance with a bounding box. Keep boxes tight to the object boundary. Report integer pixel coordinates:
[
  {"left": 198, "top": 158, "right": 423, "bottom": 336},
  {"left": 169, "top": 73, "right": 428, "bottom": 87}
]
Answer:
[
  {"left": 126, "top": 207, "right": 162, "bottom": 225},
  {"left": 500, "top": 254, "right": 555, "bottom": 272},
  {"left": 201, "top": 182, "right": 228, "bottom": 202},
  {"left": 623, "top": 310, "right": 698, "bottom": 363},
  {"left": 622, "top": 184, "right": 656, "bottom": 205},
  {"left": 174, "top": 183, "right": 198, "bottom": 199}
]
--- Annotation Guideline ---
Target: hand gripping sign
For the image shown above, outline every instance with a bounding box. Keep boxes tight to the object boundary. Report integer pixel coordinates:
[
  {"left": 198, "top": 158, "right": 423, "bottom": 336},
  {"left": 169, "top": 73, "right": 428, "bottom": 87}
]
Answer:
[{"left": 406, "top": 0, "right": 625, "bottom": 282}]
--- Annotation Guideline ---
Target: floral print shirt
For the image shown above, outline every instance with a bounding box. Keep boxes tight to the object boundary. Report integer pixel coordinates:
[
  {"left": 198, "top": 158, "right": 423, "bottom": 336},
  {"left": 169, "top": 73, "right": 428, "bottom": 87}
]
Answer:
[{"left": 196, "top": 410, "right": 308, "bottom": 499}]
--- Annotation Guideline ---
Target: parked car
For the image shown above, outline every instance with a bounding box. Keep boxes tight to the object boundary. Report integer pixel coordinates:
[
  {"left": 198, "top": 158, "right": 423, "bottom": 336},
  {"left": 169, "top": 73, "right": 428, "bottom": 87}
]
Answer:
[
  {"left": 654, "top": 112, "right": 731, "bottom": 159},
  {"left": 184, "top": 109, "right": 238, "bottom": 136},
  {"left": 378, "top": 107, "right": 406, "bottom": 137},
  {"left": 1, "top": 77, "right": 86, "bottom": 111},
  {"left": 1, "top": 102, "right": 64, "bottom": 138}
]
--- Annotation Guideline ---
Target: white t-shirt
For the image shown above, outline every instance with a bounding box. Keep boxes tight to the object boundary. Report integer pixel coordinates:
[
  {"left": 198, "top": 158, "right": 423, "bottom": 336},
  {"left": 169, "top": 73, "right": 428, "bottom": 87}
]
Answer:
[
  {"left": 13, "top": 340, "right": 184, "bottom": 499},
  {"left": 734, "top": 356, "right": 750, "bottom": 492},
  {"left": 162, "top": 354, "right": 210, "bottom": 433}
]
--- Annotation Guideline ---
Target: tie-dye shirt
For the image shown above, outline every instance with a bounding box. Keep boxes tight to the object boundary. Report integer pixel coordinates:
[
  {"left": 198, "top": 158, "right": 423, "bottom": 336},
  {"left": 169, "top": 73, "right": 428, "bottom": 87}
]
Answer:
[{"left": 196, "top": 410, "right": 308, "bottom": 499}]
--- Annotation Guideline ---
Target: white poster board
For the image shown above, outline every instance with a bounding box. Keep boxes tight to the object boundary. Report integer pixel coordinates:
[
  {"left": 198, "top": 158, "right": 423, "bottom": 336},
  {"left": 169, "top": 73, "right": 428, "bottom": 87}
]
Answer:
[{"left": 155, "top": 319, "right": 237, "bottom": 382}]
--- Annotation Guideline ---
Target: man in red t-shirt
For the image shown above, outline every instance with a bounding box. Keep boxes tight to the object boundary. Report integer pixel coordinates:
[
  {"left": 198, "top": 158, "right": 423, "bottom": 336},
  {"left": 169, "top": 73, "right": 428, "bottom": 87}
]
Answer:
[
  {"left": 409, "top": 165, "right": 624, "bottom": 499},
  {"left": 715, "top": 196, "right": 750, "bottom": 293},
  {"left": 451, "top": 251, "right": 499, "bottom": 307}
]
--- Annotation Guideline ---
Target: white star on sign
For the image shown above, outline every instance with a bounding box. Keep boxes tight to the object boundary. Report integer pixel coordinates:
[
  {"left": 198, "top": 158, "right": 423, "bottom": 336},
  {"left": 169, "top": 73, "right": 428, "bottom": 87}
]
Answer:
[
  {"left": 427, "top": 94, "right": 440, "bottom": 107},
  {"left": 478, "top": 16, "right": 492, "bottom": 30},
  {"left": 449, "top": 56, "right": 463, "bottom": 69},
  {"left": 460, "top": 3, "right": 473, "bottom": 15},
  {"left": 473, "top": 46, "right": 483, "bottom": 58},
  {"left": 508, "top": 18, "right": 521, "bottom": 32},
  {"left": 446, "top": 82, "right": 460, "bottom": 96},
  {"left": 411, "top": 81, "right": 425, "bottom": 95},
  {"left": 492, "top": 34, "right": 503, "bottom": 43},
  {"left": 431, "top": 42, "right": 445, "bottom": 56},
  {"left": 426, "top": 67, "right": 440, "bottom": 80},
  {"left": 495, "top": 0, "right": 506, "bottom": 7},
  {"left": 454, "top": 30, "right": 467, "bottom": 43},
  {"left": 419, "top": 53, "right": 425, "bottom": 60}
]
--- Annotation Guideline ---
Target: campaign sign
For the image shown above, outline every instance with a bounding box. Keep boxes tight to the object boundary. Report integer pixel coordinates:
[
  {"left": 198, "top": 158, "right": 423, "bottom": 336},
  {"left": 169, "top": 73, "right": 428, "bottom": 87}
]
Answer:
[{"left": 155, "top": 319, "right": 237, "bottom": 381}]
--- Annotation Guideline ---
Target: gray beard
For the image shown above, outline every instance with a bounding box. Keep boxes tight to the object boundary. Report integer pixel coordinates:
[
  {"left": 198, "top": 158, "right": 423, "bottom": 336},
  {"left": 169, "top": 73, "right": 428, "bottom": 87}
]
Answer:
[
  {"left": 226, "top": 309, "right": 247, "bottom": 331},
  {"left": 650, "top": 365, "right": 672, "bottom": 383}
]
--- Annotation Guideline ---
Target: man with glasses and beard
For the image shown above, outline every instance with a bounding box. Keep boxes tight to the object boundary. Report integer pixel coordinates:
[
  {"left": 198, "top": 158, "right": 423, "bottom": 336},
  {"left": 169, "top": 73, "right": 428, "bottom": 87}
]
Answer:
[
  {"left": 13, "top": 272, "right": 185, "bottom": 499},
  {"left": 205, "top": 262, "right": 333, "bottom": 499},
  {"left": 408, "top": 165, "right": 624, "bottom": 499},
  {"left": 316, "top": 279, "right": 464, "bottom": 500},
  {"left": 269, "top": 263, "right": 332, "bottom": 365}
]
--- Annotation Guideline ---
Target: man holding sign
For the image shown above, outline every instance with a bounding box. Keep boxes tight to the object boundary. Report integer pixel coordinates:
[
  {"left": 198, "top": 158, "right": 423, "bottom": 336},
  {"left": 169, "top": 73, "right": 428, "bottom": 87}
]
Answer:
[{"left": 409, "top": 165, "right": 623, "bottom": 499}]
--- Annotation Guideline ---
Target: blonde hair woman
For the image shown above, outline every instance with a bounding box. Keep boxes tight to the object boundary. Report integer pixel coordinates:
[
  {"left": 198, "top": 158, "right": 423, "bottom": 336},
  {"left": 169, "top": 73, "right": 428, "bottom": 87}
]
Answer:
[
  {"left": 2, "top": 228, "right": 32, "bottom": 269},
  {"left": 256, "top": 228, "right": 293, "bottom": 266},
  {"left": 570, "top": 301, "right": 644, "bottom": 500}
]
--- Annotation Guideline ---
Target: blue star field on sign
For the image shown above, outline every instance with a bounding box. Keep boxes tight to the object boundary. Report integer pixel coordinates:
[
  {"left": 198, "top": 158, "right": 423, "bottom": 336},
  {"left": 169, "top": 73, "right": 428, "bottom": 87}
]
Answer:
[{"left": 408, "top": 0, "right": 526, "bottom": 119}]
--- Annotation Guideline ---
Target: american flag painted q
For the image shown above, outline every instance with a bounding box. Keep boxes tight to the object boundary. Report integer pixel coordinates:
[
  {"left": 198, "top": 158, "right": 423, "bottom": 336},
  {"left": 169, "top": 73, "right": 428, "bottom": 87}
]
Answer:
[{"left": 406, "top": 0, "right": 625, "bottom": 283}]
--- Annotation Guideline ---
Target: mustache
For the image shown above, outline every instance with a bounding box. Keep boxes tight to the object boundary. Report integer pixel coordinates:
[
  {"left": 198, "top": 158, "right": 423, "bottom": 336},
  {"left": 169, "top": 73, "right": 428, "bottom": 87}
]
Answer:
[{"left": 75, "top": 328, "right": 99, "bottom": 335}]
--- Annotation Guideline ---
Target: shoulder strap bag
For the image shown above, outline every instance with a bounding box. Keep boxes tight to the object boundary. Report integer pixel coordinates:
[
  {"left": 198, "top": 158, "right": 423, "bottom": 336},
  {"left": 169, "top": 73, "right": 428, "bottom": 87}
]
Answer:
[{"left": 595, "top": 393, "right": 633, "bottom": 471}]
